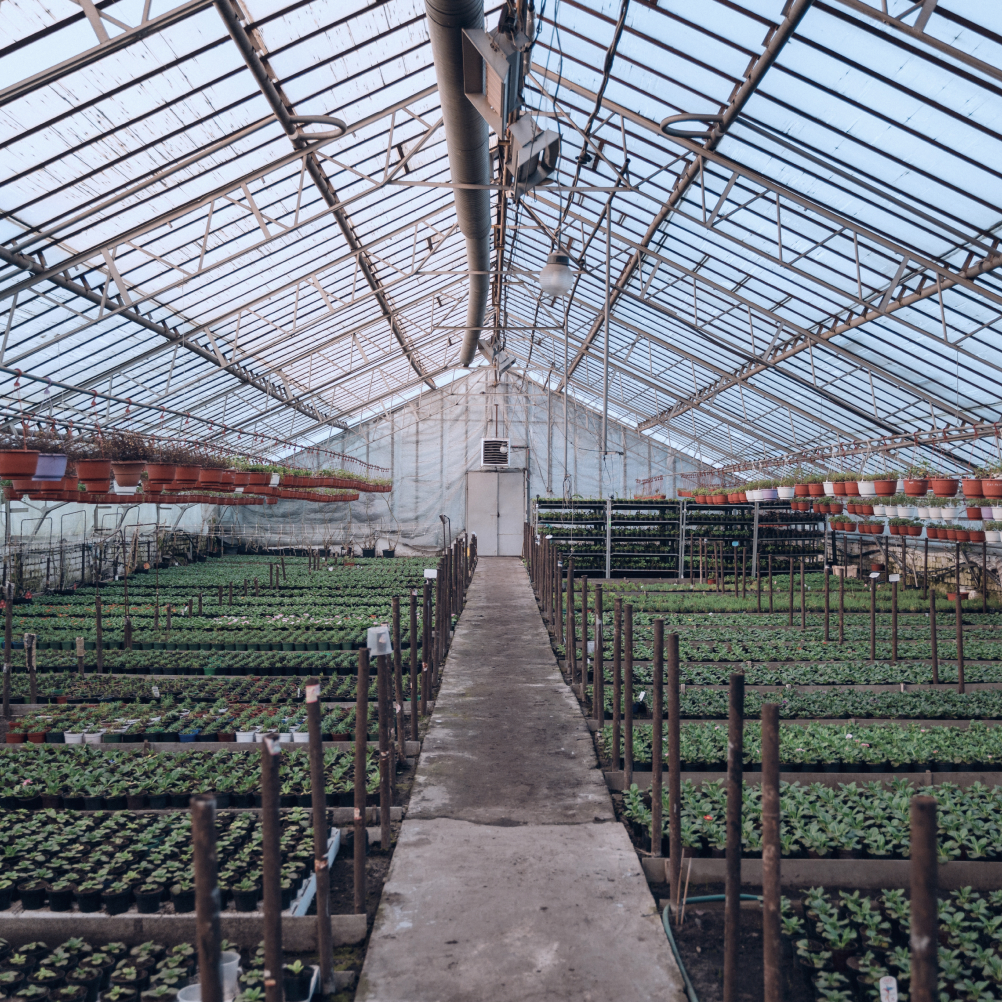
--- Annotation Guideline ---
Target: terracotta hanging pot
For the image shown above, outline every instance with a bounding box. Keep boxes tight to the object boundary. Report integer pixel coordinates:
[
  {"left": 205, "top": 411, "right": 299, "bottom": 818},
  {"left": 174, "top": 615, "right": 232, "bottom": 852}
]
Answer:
[
  {"left": 0, "top": 450, "right": 39, "bottom": 478},
  {"left": 903, "top": 478, "right": 928, "bottom": 496},
  {"left": 75, "top": 458, "right": 112, "bottom": 489},
  {"left": 930, "top": 478, "right": 958, "bottom": 497},
  {"left": 871, "top": 479, "right": 896, "bottom": 496},
  {"left": 808, "top": 483, "right": 825, "bottom": 496},
  {"left": 111, "top": 460, "right": 146, "bottom": 487},
  {"left": 980, "top": 478, "right": 1001, "bottom": 498}
]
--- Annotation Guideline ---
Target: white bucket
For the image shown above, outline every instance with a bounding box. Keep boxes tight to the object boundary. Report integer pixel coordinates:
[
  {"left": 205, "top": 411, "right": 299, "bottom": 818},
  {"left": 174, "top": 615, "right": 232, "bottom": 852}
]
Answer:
[
  {"left": 858, "top": 481, "right": 876, "bottom": 497},
  {"left": 222, "top": 950, "right": 241, "bottom": 1001},
  {"left": 822, "top": 481, "right": 835, "bottom": 495},
  {"left": 776, "top": 486, "right": 795, "bottom": 500},
  {"left": 83, "top": 731, "right": 104, "bottom": 744},
  {"left": 236, "top": 731, "right": 256, "bottom": 743},
  {"left": 292, "top": 731, "right": 309, "bottom": 743},
  {"left": 64, "top": 733, "right": 83, "bottom": 744}
]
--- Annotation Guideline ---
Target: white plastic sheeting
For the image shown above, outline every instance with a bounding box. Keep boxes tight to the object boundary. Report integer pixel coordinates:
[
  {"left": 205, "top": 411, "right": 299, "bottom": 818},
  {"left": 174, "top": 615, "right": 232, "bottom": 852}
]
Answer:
[{"left": 230, "top": 371, "right": 702, "bottom": 552}]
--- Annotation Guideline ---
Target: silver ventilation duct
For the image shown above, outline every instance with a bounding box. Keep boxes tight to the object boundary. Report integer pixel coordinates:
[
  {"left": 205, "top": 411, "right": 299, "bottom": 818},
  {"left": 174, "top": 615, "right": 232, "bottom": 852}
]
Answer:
[{"left": 426, "top": 0, "right": 492, "bottom": 368}]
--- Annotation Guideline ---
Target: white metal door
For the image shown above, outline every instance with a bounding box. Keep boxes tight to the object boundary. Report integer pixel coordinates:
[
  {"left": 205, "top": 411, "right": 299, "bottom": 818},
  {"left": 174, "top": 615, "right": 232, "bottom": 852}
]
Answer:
[{"left": 465, "top": 470, "right": 526, "bottom": 556}]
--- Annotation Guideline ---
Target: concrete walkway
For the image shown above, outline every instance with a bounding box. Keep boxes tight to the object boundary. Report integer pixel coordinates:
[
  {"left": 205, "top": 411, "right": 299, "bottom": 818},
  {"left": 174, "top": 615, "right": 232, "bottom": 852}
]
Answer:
[{"left": 357, "top": 558, "right": 685, "bottom": 1002}]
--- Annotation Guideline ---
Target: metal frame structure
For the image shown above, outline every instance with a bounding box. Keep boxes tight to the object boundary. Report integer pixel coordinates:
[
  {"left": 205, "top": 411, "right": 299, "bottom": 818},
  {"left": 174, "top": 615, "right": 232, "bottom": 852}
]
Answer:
[{"left": 0, "top": 0, "right": 998, "bottom": 472}]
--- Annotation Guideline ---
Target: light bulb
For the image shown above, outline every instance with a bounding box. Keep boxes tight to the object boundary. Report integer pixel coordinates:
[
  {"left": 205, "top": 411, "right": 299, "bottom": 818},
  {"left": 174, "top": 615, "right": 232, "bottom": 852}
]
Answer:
[{"left": 539, "top": 251, "right": 575, "bottom": 296}]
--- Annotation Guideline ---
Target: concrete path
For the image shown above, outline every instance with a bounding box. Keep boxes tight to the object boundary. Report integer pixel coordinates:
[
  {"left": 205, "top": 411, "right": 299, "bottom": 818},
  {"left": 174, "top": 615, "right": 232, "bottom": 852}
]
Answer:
[{"left": 357, "top": 557, "right": 685, "bottom": 1002}]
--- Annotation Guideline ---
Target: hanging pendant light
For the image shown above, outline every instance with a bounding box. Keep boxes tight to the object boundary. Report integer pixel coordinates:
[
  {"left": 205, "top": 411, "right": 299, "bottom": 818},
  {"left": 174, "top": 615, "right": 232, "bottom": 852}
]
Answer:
[{"left": 539, "top": 251, "right": 575, "bottom": 296}]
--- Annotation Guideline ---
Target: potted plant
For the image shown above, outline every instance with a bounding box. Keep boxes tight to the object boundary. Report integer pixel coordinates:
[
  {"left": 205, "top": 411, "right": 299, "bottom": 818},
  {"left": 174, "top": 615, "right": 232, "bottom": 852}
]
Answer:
[
  {"left": 0, "top": 429, "right": 40, "bottom": 479},
  {"left": 101, "top": 880, "right": 132, "bottom": 916},
  {"left": 105, "top": 434, "right": 149, "bottom": 489},
  {"left": 281, "top": 961, "right": 312, "bottom": 1002},
  {"left": 930, "top": 474, "right": 959, "bottom": 497},
  {"left": 134, "top": 882, "right": 164, "bottom": 915}
]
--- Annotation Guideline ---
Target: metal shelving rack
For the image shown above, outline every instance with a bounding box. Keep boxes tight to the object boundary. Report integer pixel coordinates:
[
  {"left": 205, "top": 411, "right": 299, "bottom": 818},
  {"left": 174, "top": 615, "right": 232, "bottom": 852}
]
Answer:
[{"left": 533, "top": 497, "right": 824, "bottom": 578}]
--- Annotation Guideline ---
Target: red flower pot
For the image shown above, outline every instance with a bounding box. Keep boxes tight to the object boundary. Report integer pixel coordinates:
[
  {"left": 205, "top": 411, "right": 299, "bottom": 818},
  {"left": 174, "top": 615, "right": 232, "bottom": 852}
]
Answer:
[
  {"left": 904, "top": 478, "right": 928, "bottom": 496},
  {"left": 944, "top": 529, "right": 958, "bottom": 540},
  {"left": 247, "top": 472, "right": 270, "bottom": 485},
  {"left": 872, "top": 479, "right": 897, "bottom": 496},
  {"left": 968, "top": 530, "right": 986, "bottom": 542},
  {"left": 961, "top": 478, "right": 983, "bottom": 498},
  {"left": 829, "top": 503, "right": 843, "bottom": 515},
  {"left": 930, "top": 479, "right": 958, "bottom": 497},
  {"left": 145, "top": 463, "right": 176, "bottom": 486},
  {"left": 111, "top": 461, "right": 146, "bottom": 487},
  {"left": 794, "top": 484, "right": 810, "bottom": 496},
  {"left": 965, "top": 506, "right": 983, "bottom": 519},
  {"left": 0, "top": 450, "right": 39, "bottom": 478},
  {"left": 75, "top": 458, "right": 113, "bottom": 489},
  {"left": 981, "top": 478, "right": 1002, "bottom": 498},
  {"left": 808, "top": 483, "right": 825, "bottom": 496},
  {"left": 955, "top": 529, "right": 970, "bottom": 542},
  {"left": 906, "top": 525, "right": 921, "bottom": 537},
  {"left": 832, "top": 482, "right": 847, "bottom": 496},
  {"left": 174, "top": 465, "right": 201, "bottom": 486},
  {"left": 889, "top": 525, "right": 900, "bottom": 535},
  {"left": 198, "top": 468, "right": 223, "bottom": 485},
  {"left": 844, "top": 481, "right": 860, "bottom": 496},
  {"left": 233, "top": 472, "right": 251, "bottom": 487},
  {"left": 712, "top": 494, "right": 727, "bottom": 504}
]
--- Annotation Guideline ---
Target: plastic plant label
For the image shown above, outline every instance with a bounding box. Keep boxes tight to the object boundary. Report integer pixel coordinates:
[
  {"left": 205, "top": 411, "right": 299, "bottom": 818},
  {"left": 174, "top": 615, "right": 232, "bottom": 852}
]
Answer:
[
  {"left": 269, "top": 473, "right": 280, "bottom": 486},
  {"left": 869, "top": 572, "right": 881, "bottom": 579},
  {"left": 879, "top": 975, "right": 898, "bottom": 1001},
  {"left": 305, "top": 683, "right": 320, "bottom": 704},
  {"left": 424, "top": 568, "right": 437, "bottom": 579},
  {"left": 367, "top": 625, "right": 393, "bottom": 655},
  {"left": 888, "top": 574, "right": 901, "bottom": 582},
  {"left": 151, "top": 686, "right": 160, "bottom": 698},
  {"left": 732, "top": 541, "right": 739, "bottom": 547},
  {"left": 234, "top": 487, "right": 244, "bottom": 495}
]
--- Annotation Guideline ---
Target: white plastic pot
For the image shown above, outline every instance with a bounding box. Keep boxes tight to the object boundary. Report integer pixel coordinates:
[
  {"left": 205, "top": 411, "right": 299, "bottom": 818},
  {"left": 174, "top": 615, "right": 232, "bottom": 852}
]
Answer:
[
  {"left": 986, "top": 531, "right": 1001, "bottom": 544},
  {"left": 897, "top": 505, "right": 917, "bottom": 518},
  {"left": 940, "top": 507, "right": 958, "bottom": 520},
  {"left": 916, "top": 507, "right": 930, "bottom": 519},
  {"left": 64, "top": 732, "right": 83, "bottom": 744},
  {"left": 981, "top": 506, "right": 993, "bottom": 519},
  {"left": 872, "top": 505, "right": 886, "bottom": 517},
  {"left": 236, "top": 731, "right": 256, "bottom": 743},
  {"left": 222, "top": 950, "right": 241, "bottom": 1002},
  {"left": 777, "top": 486, "right": 796, "bottom": 500},
  {"left": 857, "top": 481, "right": 876, "bottom": 497},
  {"left": 34, "top": 453, "right": 68, "bottom": 481},
  {"left": 822, "top": 481, "right": 836, "bottom": 495},
  {"left": 83, "top": 731, "right": 104, "bottom": 744},
  {"left": 278, "top": 732, "right": 293, "bottom": 742},
  {"left": 992, "top": 506, "right": 1003, "bottom": 520},
  {"left": 292, "top": 731, "right": 309, "bottom": 743},
  {"left": 896, "top": 479, "right": 905, "bottom": 492}
]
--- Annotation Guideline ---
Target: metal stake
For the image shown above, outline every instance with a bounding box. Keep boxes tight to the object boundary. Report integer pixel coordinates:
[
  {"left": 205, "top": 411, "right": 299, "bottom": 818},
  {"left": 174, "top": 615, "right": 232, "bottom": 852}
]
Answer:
[
  {"left": 624, "top": 603, "right": 633, "bottom": 787},
  {"left": 260, "top": 735, "right": 282, "bottom": 1003},
  {"left": 409, "top": 590, "right": 418, "bottom": 741},
  {"left": 650, "top": 619, "right": 664, "bottom": 857},
  {"left": 25, "top": 633, "right": 36, "bottom": 705},
  {"left": 191, "top": 794, "right": 223, "bottom": 1003},
  {"left": 305, "top": 677, "right": 333, "bottom": 992},
  {"left": 377, "top": 652, "right": 392, "bottom": 849},
  {"left": 761, "top": 702, "right": 782, "bottom": 1002},
  {"left": 612, "top": 597, "right": 622, "bottom": 774},
  {"left": 392, "top": 597, "right": 405, "bottom": 764},
  {"left": 354, "top": 647, "right": 369, "bottom": 915},
  {"left": 930, "top": 586, "right": 939, "bottom": 684},
  {"left": 666, "top": 632, "right": 681, "bottom": 897},
  {"left": 723, "top": 671, "right": 745, "bottom": 1002},
  {"left": 910, "top": 795, "right": 939, "bottom": 1002}
]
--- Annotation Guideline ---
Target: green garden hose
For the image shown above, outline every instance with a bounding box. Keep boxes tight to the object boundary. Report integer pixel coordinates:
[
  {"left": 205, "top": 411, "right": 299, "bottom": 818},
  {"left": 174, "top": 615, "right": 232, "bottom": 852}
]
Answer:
[{"left": 660, "top": 894, "right": 763, "bottom": 1003}]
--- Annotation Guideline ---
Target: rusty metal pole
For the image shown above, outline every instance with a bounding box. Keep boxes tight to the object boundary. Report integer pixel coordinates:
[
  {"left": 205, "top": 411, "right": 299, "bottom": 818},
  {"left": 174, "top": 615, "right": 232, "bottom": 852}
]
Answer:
[
  {"left": 612, "top": 598, "right": 621, "bottom": 774},
  {"left": 722, "top": 671, "right": 745, "bottom": 1002},
  {"left": 787, "top": 556, "right": 794, "bottom": 627},
  {"left": 666, "top": 632, "right": 681, "bottom": 896},
  {"left": 800, "top": 557, "right": 805, "bottom": 630},
  {"left": 260, "top": 734, "right": 282, "bottom": 1003},
  {"left": 742, "top": 546, "right": 746, "bottom": 598},
  {"left": 892, "top": 577, "right": 898, "bottom": 663},
  {"left": 2, "top": 582, "right": 12, "bottom": 719},
  {"left": 421, "top": 580, "right": 430, "bottom": 716},
  {"left": 190, "top": 794, "right": 223, "bottom": 1003},
  {"left": 823, "top": 565, "right": 830, "bottom": 642},
  {"left": 870, "top": 575, "right": 876, "bottom": 661},
  {"left": 910, "top": 795, "right": 939, "bottom": 1002},
  {"left": 377, "top": 652, "right": 392, "bottom": 850},
  {"left": 354, "top": 648, "right": 369, "bottom": 915},
  {"left": 580, "top": 576, "right": 589, "bottom": 701},
  {"left": 757, "top": 564, "right": 762, "bottom": 613},
  {"left": 838, "top": 570, "right": 845, "bottom": 643},
  {"left": 25, "top": 633, "right": 37, "bottom": 706},
  {"left": 305, "top": 677, "right": 333, "bottom": 993},
  {"left": 76, "top": 636, "right": 85, "bottom": 677},
  {"left": 392, "top": 597, "right": 405, "bottom": 764},
  {"left": 593, "top": 585, "right": 604, "bottom": 721},
  {"left": 228, "top": 581, "right": 233, "bottom": 606},
  {"left": 761, "top": 702, "right": 782, "bottom": 1002},
  {"left": 923, "top": 537, "right": 929, "bottom": 599},
  {"left": 930, "top": 586, "right": 939, "bottom": 684},
  {"left": 409, "top": 590, "right": 419, "bottom": 741},
  {"left": 198, "top": 591, "right": 203, "bottom": 615},
  {"left": 650, "top": 619, "right": 664, "bottom": 857},
  {"left": 95, "top": 592, "right": 103, "bottom": 673},
  {"left": 768, "top": 554, "right": 774, "bottom": 613},
  {"left": 982, "top": 539, "right": 987, "bottom": 613},
  {"left": 624, "top": 603, "right": 633, "bottom": 787},
  {"left": 567, "top": 557, "right": 577, "bottom": 687},
  {"left": 956, "top": 589, "right": 965, "bottom": 694},
  {"left": 556, "top": 557, "right": 564, "bottom": 645}
]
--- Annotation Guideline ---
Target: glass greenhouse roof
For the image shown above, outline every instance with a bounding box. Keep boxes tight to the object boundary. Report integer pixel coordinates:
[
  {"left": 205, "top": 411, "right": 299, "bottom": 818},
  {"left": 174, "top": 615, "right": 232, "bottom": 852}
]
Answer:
[{"left": 0, "top": 0, "right": 999, "bottom": 470}]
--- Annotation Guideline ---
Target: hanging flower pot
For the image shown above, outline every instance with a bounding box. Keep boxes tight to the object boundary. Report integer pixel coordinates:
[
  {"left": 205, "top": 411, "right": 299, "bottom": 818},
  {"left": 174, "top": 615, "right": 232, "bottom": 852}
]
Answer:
[
  {"left": 965, "top": 506, "right": 983, "bottom": 520},
  {"left": 246, "top": 472, "right": 269, "bottom": 486},
  {"left": 711, "top": 493, "right": 727, "bottom": 504},
  {"left": 888, "top": 524, "right": 900, "bottom": 536},
  {"left": 34, "top": 453, "right": 68, "bottom": 481},
  {"left": 843, "top": 481, "right": 860, "bottom": 496},
  {"left": 981, "top": 478, "right": 1001, "bottom": 498},
  {"left": 871, "top": 479, "right": 896, "bottom": 496},
  {"left": 808, "top": 483, "right": 825, "bottom": 496},
  {"left": 198, "top": 468, "right": 223, "bottom": 485},
  {"left": 930, "top": 478, "right": 958, "bottom": 496},
  {"left": 75, "top": 458, "right": 112, "bottom": 489},
  {"left": 0, "top": 450, "right": 39, "bottom": 478},
  {"left": 173, "top": 465, "right": 201, "bottom": 486},
  {"left": 111, "top": 461, "right": 146, "bottom": 487},
  {"left": 961, "top": 478, "right": 983, "bottom": 498},
  {"left": 776, "top": 486, "right": 796, "bottom": 500},
  {"left": 145, "top": 463, "right": 176, "bottom": 487},
  {"left": 857, "top": 481, "right": 876, "bottom": 497},
  {"left": 968, "top": 529, "right": 986, "bottom": 543},
  {"left": 793, "top": 484, "right": 810, "bottom": 497},
  {"left": 903, "top": 478, "right": 928, "bottom": 496},
  {"left": 831, "top": 481, "right": 846, "bottom": 496},
  {"left": 233, "top": 471, "right": 251, "bottom": 487},
  {"left": 907, "top": 525, "right": 922, "bottom": 536},
  {"left": 955, "top": 529, "right": 971, "bottom": 542}
]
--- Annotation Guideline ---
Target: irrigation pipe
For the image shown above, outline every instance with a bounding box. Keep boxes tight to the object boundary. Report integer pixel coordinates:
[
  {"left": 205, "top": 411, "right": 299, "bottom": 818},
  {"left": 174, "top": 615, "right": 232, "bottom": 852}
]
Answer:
[{"left": 660, "top": 894, "right": 762, "bottom": 1003}]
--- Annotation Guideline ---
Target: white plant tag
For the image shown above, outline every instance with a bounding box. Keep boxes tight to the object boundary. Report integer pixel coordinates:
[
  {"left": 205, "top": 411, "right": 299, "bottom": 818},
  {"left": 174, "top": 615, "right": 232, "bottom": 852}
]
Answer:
[
  {"left": 879, "top": 975, "right": 898, "bottom": 1001},
  {"left": 152, "top": 686, "right": 160, "bottom": 698},
  {"left": 305, "top": 684, "right": 320, "bottom": 704}
]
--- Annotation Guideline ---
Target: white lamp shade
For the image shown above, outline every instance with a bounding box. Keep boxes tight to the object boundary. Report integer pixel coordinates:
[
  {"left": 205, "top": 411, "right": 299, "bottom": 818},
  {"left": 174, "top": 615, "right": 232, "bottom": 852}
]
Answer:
[{"left": 539, "top": 252, "right": 575, "bottom": 296}]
